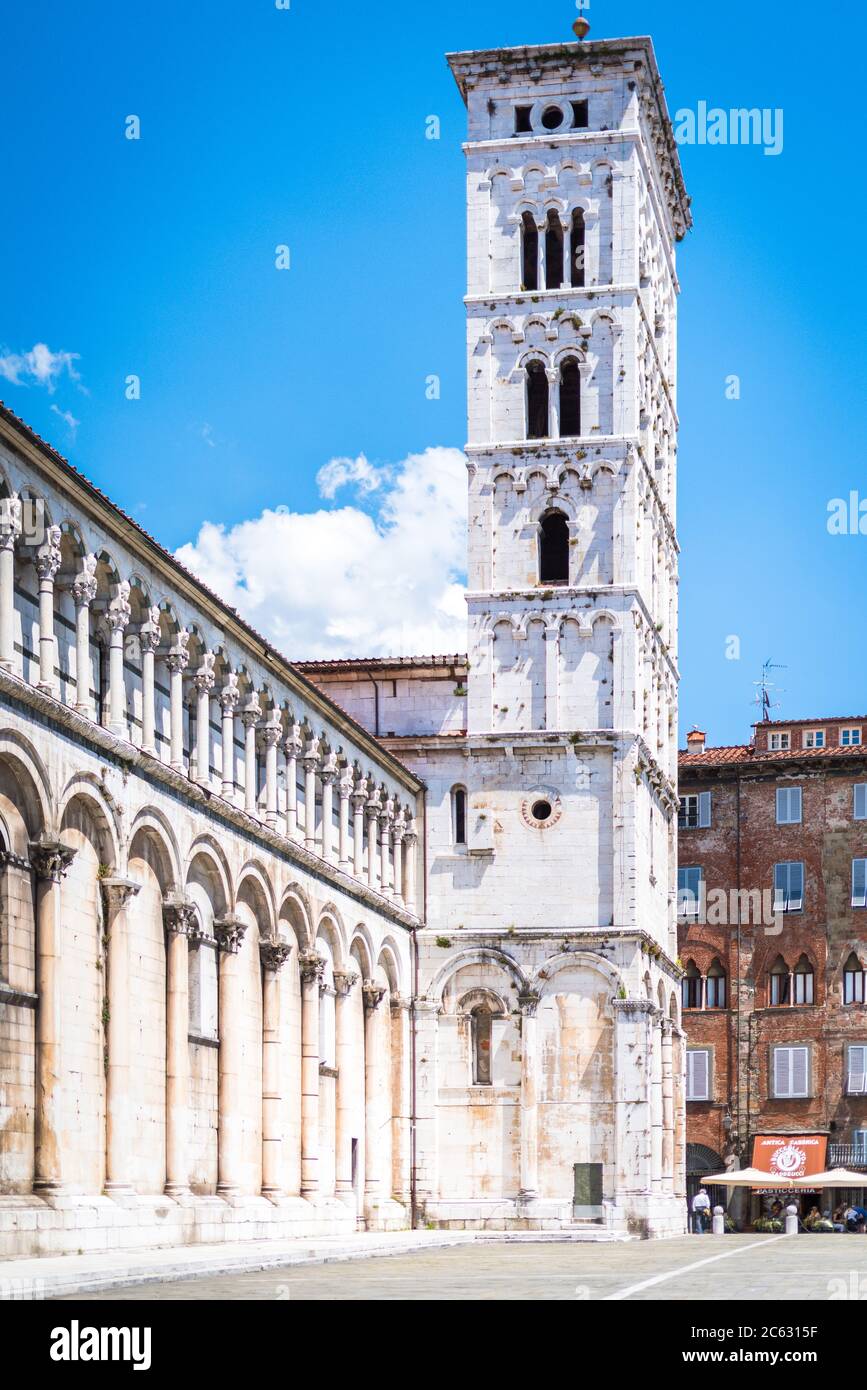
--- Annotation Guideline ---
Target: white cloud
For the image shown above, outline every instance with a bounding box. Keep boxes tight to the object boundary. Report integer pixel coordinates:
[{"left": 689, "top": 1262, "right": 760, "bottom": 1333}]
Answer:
[
  {"left": 175, "top": 446, "right": 468, "bottom": 660},
  {"left": 50, "top": 403, "right": 80, "bottom": 439},
  {"left": 0, "top": 342, "right": 81, "bottom": 393}
]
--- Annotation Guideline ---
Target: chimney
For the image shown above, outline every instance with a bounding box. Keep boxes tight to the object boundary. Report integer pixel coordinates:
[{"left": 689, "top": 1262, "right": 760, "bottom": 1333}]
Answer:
[{"left": 686, "top": 727, "right": 706, "bottom": 755}]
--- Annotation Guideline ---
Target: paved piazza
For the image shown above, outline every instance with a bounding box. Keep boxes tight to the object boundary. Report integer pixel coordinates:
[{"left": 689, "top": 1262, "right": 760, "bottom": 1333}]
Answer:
[{"left": 57, "top": 1236, "right": 867, "bottom": 1302}]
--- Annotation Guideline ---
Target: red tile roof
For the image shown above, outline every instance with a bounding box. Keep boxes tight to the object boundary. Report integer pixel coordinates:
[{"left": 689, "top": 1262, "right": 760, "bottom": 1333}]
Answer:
[
  {"left": 680, "top": 744, "right": 867, "bottom": 769},
  {"left": 296, "top": 654, "right": 469, "bottom": 672},
  {"left": 753, "top": 716, "right": 867, "bottom": 729}
]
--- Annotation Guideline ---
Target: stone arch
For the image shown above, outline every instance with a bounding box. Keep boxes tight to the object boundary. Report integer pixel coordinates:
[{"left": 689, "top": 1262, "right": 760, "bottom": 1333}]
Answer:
[
  {"left": 377, "top": 939, "right": 402, "bottom": 995},
  {"left": 349, "top": 923, "right": 376, "bottom": 979},
  {"left": 58, "top": 775, "right": 121, "bottom": 872},
  {"left": 429, "top": 946, "right": 529, "bottom": 1002},
  {"left": 530, "top": 949, "right": 623, "bottom": 998},
  {"left": 0, "top": 730, "right": 52, "bottom": 848},
  {"left": 316, "top": 904, "right": 347, "bottom": 971},
  {"left": 236, "top": 860, "right": 277, "bottom": 938},
  {"left": 184, "top": 834, "right": 232, "bottom": 917},
  {"left": 127, "top": 807, "right": 182, "bottom": 890},
  {"left": 278, "top": 883, "right": 314, "bottom": 953}
]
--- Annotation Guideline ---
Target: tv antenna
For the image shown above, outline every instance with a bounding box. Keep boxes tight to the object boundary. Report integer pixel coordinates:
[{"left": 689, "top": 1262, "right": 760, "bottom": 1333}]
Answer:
[{"left": 753, "top": 659, "right": 786, "bottom": 723}]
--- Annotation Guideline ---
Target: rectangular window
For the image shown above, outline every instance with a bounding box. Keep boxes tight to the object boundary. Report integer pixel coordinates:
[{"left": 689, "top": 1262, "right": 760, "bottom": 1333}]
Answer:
[
  {"left": 677, "top": 866, "right": 703, "bottom": 917},
  {"left": 804, "top": 729, "right": 825, "bottom": 748},
  {"left": 776, "top": 786, "right": 802, "bottom": 824},
  {"left": 571, "top": 99, "right": 589, "bottom": 128},
  {"left": 769, "top": 731, "right": 790, "bottom": 751},
  {"left": 686, "top": 1049, "right": 710, "bottom": 1101},
  {"left": 843, "top": 728, "right": 863, "bottom": 747},
  {"left": 773, "top": 861, "right": 804, "bottom": 912},
  {"left": 855, "top": 784, "right": 867, "bottom": 820},
  {"left": 854, "top": 1129, "right": 867, "bottom": 1158},
  {"left": 848, "top": 1046, "right": 867, "bottom": 1095},
  {"left": 773, "top": 1045, "right": 810, "bottom": 1099},
  {"left": 853, "top": 859, "right": 867, "bottom": 909},
  {"left": 514, "top": 105, "right": 532, "bottom": 133},
  {"left": 678, "top": 791, "right": 711, "bottom": 830}
]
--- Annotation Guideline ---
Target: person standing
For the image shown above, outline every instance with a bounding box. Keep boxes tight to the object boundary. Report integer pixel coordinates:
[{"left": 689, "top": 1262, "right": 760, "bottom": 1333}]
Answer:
[{"left": 691, "top": 1186, "right": 711, "bottom": 1234}]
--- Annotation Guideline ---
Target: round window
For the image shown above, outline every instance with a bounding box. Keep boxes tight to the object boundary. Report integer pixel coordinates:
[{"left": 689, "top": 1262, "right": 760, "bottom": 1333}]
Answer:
[
  {"left": 531, "top": 799, "right": 553, "bottom": 822},
  {"left": 541, "top": 105, "right": 564, "bottom": 130}
]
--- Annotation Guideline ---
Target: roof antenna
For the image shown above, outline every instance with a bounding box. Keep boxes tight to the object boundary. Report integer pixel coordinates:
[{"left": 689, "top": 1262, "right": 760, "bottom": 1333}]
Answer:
[
  {"left": 573, "top": 1, "right": 591, "bottom": 40},
  {"left": 753, "top": 658, "right": 786, "bottom": 723}
]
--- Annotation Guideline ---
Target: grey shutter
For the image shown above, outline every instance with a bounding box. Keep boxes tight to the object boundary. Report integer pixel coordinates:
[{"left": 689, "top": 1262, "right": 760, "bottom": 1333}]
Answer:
[
  {"left": 853, "top": 859, "right": 867, "bottom": 909},
  {"left": 698, "top": 791, "right": 711, "bottom": 828},
  {"left": 848, "top": 1047, "right": 867, "bottom": 1095},
  {"left": 856, "top": 785, "right": 867, "bottom": 820},
  {"left": 774, "top": 1047, "right": 791, "bottom": 1097},
  {"left": 789, "top": 863, "right": 804, "bottom": 911},
  {"left": 688, "top": 1049, "right": 709, "bottom": 1101},
  {"left": 791, "top": 1047, "right": 809, "bottom": 1098}
]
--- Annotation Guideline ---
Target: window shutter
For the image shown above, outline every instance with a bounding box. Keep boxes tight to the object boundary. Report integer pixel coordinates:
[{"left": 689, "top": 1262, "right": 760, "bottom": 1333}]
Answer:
[
  {"left": 774, "top": 1047, "right": 791, "bottom": 1097},
  {"left": 789, "top": 863, "right": 804, "bottom": 911},
  {"left": 698, "top": 791, "right": 711, "bottom": 828},
  {"left": 849, "top": 1046, "right": 867, "bottom": 1095},
  {"left": 856, "top": 784, "right": 867, "bottom": 820},
  {"left": 791, "top": 1047, "right": 809, "bottom": 1097},
  {"left": 688, "top": 1050, "right": 709, "bottom": 1101},
  {"left": 853, "top": 859, "right": 867, "bottom": 909}
]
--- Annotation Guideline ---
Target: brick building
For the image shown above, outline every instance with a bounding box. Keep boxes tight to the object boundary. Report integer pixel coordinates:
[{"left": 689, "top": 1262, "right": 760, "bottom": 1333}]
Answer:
[{"left": 678, "top": 718, "right": 867, "bottom": 1219}]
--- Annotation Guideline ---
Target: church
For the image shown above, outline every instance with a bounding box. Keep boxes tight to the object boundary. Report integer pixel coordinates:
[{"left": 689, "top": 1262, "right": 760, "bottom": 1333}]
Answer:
[{"left": 0, "top": 18, "right": 691, "bottom": 1258}]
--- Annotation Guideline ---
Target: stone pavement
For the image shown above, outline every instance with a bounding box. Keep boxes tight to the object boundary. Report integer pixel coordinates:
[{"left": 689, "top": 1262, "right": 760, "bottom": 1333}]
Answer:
[{"left": 16, "top": 1231, "right": 867, "bottom": 1301}]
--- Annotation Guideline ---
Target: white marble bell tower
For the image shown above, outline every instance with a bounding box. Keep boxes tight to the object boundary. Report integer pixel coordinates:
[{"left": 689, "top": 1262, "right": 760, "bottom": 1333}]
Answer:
[{"left": 408, "top": 23, "right": 693, "bottom": 1236}]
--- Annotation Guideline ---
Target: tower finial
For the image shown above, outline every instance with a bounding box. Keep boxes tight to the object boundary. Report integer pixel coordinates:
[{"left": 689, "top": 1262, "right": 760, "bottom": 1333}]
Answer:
[{"left": 573, "top": 3, "right": 591, "bottom": 40}]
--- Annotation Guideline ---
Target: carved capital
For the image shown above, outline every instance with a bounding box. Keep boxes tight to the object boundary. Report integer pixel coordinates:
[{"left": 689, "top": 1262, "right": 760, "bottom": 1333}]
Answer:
[
  {"left": 262, "top": 717, "right": 283, "bottom": 748},
  {"left": 101, "top": 876, "right": 141, "bottom": 915},
  {"left": 612, "top": 996, "right": 655, "bottom": 1016},
  {"left": 72, "top": 553, "right": 99, "bottom": 608},
  {"left": 302, "top": 737, "right": 321, "bottom": 770},
  {"left": 333, "top": 968, "right": 360, "bottom": 997},
  {"left": 139, "top": 606, "right": 162, "bottom": 653},
  {"left": 162, "top": 895, "right": 200, "bottom": 939},
  {"left": 106, "top": 581, "right": 132, "bottom": 633},
  {"left": 220, "top": 674, "right": 241, "bottom": 712},
  {"left": 362, "top": 980, "right": 387, "bottom": 1014},
  {"left": 338, "top": 769, "right": 355, "bottom": 801},
  {"left": 517, "top": 991, "right": 541, "bottom": 1017},
  {"left": 193, "top": 653, "right": 216, "bottom": 695},
  {"left": 320, "top": 753, "right": 339, "bottom": 784},
  {"left": 298, "top": 950, "right": 326, "bottom": 986},
  {"left": 390, "top": 993, "right": 412, "bottom": 1013},
  {"left": 0, "top": 494, "right": 22, "bottom": 545},
  {"left": 214, "top": 914, "right": 247, "bottom": 955},
  {"left": 241, "top": 700, "right": 261, "bottom": 731},
  {"left": 35, "top": 526, "right": 62, "bottom": 581},
  {"left": 259, "top": 938, "right": 292, "bottom": 973},
  {"left": 284, "top": 723, "right": 303, "bottom": 758},
  {"left": 29, "top": 838, "right": 76, "bottom": 883}
]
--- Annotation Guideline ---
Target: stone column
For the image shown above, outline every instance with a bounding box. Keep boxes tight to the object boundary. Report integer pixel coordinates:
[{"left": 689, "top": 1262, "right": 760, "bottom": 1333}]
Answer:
[
  {"left": 72, "top": 555, "right": 98, "bottom": 718},
  {"left": 518, "top": 992, "right": 541, "bottom": 1202},
  {"left": 544, "top": 625, "right": 560, "bottom": 730},
  {"left": 392, "top": 815, "right": 405, "bottom": 908},
  {"left": 379, "top": 798, "right": 394, "bottom": 897},
  {"left": 338, "top": 768, "right": 353, "bottom": 871},
  {"left": 366, "top": 790, "right": 381, "bottom": 891},
  {"left": 303, "top": 739, "right": 320, "bottom": 850},
  {"left": 260, "top": 938, "right": 292, "bottom": 1200},
  {"left": 612, "top": 997, "right": 654, "bottom": 1201},
  {"left": 0, "top": 494, "right": 22, "bottom": 672},
  {"left": 661, "top": 1017, "right": 675, "bottom": 1195},
  {"left": 35, "top": 525, "right": 62, "bottom": 695},
  {"left": 193, "top": 653, "right": 216, "bottom": 787},
  {"left": 241, "top": 701, "right": 260, "bottom": 815},
  {"left": 298, "top": 950, "right": 325, "bottom": 1198},
  {"left": 284, "top": 724, "right": 302, "bottom": 838},
  {"left": 215, "top": 914, "right": 247, "bottom": 1198},
  {"left": 139, "top": 607, "right": 161, "bottom": 754},
  {"left": 363, "top": 980, "right": 387, "bottom": 1217},
  {"left": 263, "top": 716, "right": 282, "bottom": 829},
  {"left": 673, "top": 1026, "right": 687, "bottom": 1200},
  {"left": 102, "top": 876, "right": 141, "bottom": 1196},
  {"left": 30, "top": 838, "right": 76, "bottom": 1193},
  {"left": 106, "top": 582, "right": 132, "bottom": 737},
  {"left": 333, "top": 968, "right": 359, "bottom": 1202},
  {"left": 166, "top": 632, "right": 190, "bottom": 772},
  {"left": 390, "top": 995, "right": 412, "bottom": 1205},
  {"left": 650, "top": 1007, "right": 664, "bottom": 1191},
  {"left": 403, "top": 826, "right": 418, "bottom": 914},
  {"left": 220, "top": 674, "right": 240, "bottom": 800},
  {"left": 320, "top": 754, "right": 338, "bottom": 864},
  {"left": 163, "top": 895, "right": 199, "bottom": 1197},
  {"left": 351, "top": 778, "right": 367, "bottom": 878},
  {"left": 413, "top": 998, "right": 440, "bottom": 1212}
]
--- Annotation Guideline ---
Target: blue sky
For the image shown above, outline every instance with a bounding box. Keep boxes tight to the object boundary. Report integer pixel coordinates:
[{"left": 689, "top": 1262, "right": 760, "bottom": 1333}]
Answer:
[{"left": 2, "top": 0, "right": 865, "bottom": 744}]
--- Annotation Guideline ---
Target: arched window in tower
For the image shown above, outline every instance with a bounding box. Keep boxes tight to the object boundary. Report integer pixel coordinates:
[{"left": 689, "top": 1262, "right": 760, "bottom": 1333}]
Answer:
[
  {"left": 521, "top": 212, "right": 539, "bottom": 291},
  {"left": 539, "top": 509, "right": 570, "bottom": 585},
  {"left": 559, "top": 357, "right": 581, "bottom": 437},
  {"left": 451, "top": 785, "right": 467, "bottom": 846},
  {"left": 769, "top": 955, "right": 790, "bottom": 1007},
  {"left": 570, "top": 208, "right": 586, "bottom": 287},
  {"left": 471, "top": 1005, "right": 493, "bottom": 1085},
  {"left": 681, "top": 961, "right": 702, "bottom": 1010},
  {"left": 545, "top": 210, "right": 564, "bottom": 289},
  {"left": 526, "top": 361, "right": 549, "bottom": 439},
  {"left": 844, "top": 951, "right": 866, "bottom": 1005},
  {"left": 793, "top": 953, "right": 814, "bottom": 1005},
  {"left": 706, "top": 958, "right": 727, "bottom": 1009}
]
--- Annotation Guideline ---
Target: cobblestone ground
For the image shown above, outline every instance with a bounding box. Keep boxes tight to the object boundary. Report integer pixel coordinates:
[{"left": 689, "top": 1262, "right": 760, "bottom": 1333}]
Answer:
[{"left": 57, "top": 1234, "right": 867, "bottom": 1301}]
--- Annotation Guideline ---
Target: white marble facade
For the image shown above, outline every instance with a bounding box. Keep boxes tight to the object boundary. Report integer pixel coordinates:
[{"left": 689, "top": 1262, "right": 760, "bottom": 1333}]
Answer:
[{"left": 0, "top": 31, "right": 691, "bottom": 1259}]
